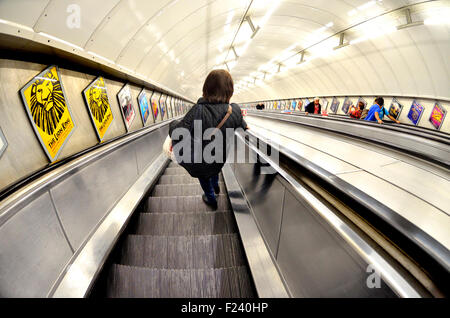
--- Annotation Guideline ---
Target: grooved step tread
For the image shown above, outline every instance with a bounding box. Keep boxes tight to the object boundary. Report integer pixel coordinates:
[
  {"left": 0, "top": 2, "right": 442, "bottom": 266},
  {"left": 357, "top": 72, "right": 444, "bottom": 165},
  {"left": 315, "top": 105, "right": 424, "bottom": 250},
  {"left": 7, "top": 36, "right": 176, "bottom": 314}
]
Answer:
[
  {"left": 135, "top": 211, "right": 236, "bottom": 236},
  {"left": 158, "top": 175, "right": 224, "bottom": 185},
  {"left": 152, "top": 183, "right": 226, "bottom": 197},
  {"left": 107, "top": 264, "right": 255, "bottom": 298},
  {"left": 146, "top": 195, "right": 230, "bottom": 212},
  {"left": 120, "top": 234, "right": 246, "bottom": 269},
  {"left": 163, "top": 167, "right": 191, "bottom": 175}
]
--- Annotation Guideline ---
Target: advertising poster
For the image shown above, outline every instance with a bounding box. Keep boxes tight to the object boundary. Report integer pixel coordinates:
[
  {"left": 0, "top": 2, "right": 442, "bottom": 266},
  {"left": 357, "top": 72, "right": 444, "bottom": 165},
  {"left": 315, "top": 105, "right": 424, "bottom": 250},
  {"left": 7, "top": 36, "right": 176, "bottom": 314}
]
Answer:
[
  {"left": 292, "top": 100, "right": 297, "bottom": 111},
  {"left": 274, "top": 101, "right": 278, "bottom": 110},
  {"left": 358, "top": 97, "right": 367, "bottom": 110},
  {"left": 20, "top": 65, "right": 76, "bottom": 162},
  {"left": 297, "top": 100, "right": 303, "bottom": 111},
  {"left": 429, "top": 103, "right": 447, "bottom": 130},
  {"left": 137, "top": 89, "right": 151, "bottom": 125},
  {"left": 388, "top": 98, "right": 403, "bottom": 120},
  {"left": 407, "top": 100, "right": 425, "bottom": 126},
  {"left": 0, "top": 127, "right": 8, "bottom": 159},
  {"left": 150, "top": 91, "right": 161, "bottom": 122},
  {"left": 342, "top": 98, "right": 353, "bottom": 114},
  {"left": 322, "top": 98, "right": 329, "bottom": 112},
  {"left": 117, "top": 84, "right": 136, "bottom": 132},
  {"left": 159, "top": 94, "right": 167, "bottom": 120},
  {"left": 167, "top": 96, "right": 174, "bottom": 119},
  {"left": 330, "top": 98, "right": 340, "bottom": 114},
  {"left": 83, "top": 76, "right": 114, "bottom": 141},
  {"left": 304, "top": 98, "right": 311, "bottom": 108}
]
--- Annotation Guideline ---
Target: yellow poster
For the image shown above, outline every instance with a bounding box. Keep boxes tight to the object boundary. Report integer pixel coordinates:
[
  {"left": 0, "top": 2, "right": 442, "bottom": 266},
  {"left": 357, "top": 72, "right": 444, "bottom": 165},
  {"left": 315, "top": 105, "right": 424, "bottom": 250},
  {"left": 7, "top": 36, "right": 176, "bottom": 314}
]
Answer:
[
  {"left": 83, "top": 76, "right": 113, "bottom": 141},
  {"left": 20, "top": 65, "right": 75, "bottom": 162}
]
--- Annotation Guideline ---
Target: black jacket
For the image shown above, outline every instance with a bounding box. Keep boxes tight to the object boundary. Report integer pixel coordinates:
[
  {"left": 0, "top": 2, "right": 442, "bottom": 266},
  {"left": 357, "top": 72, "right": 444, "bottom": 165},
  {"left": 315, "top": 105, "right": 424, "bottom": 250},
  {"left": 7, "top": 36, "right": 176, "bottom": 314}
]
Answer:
[
  {"left": 169, "top": 98, "right": 248, "bottom": 179},
  {"left": 305, "top": 102, "right": 321, "bottom": 114}
]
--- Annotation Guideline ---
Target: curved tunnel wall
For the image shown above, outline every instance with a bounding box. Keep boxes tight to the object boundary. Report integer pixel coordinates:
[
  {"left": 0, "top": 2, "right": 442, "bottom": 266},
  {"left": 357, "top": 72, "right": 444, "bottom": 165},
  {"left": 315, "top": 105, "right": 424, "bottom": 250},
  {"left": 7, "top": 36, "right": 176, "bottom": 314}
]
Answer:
[{"left": 0, "top": 58, "right": 190, "bottom": 192}]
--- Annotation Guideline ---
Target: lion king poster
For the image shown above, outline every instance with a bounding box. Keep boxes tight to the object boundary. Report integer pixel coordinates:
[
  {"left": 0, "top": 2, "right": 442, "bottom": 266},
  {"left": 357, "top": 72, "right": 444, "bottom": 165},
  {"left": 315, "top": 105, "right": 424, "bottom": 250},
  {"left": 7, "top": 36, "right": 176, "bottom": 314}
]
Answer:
[
  {"left": 83, "top": 76, "right": 114, "bottom": 141},
  {"left": 20, "top": 65, "right": 75, "bottom": 162}
]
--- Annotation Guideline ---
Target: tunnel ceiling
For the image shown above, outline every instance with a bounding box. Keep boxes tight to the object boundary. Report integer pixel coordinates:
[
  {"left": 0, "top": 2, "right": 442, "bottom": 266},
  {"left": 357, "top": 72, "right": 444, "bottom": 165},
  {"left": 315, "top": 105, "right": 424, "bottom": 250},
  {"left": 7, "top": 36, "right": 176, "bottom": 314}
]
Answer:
[{"left": 0, "top": 0, "right": 449, "bottom": 102}]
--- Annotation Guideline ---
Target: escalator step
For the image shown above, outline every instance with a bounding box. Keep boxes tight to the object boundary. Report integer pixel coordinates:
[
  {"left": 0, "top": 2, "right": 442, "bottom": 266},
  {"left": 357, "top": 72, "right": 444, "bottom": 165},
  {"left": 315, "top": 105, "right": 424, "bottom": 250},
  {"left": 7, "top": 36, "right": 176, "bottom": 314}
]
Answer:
[
  {"left": 146, "top": 195, "right": 230, "bottom": 212},
  {"left": 135, "top": 211, "right": 236, "bottom": 236},
  {"left": 157, "top": 174, "right": 224, "bottom": 185},
  {"left": 152, "top": 183, "right": 226, "bottom": 197},
  {"left": 120, "top": 234, "right": 246, "bottom": 269},
  {"left": 107, "top": 264, "right": 254, "bottom": 298},
  {"left": 163, "top": 167, "right": 191, "bottom": 176}
]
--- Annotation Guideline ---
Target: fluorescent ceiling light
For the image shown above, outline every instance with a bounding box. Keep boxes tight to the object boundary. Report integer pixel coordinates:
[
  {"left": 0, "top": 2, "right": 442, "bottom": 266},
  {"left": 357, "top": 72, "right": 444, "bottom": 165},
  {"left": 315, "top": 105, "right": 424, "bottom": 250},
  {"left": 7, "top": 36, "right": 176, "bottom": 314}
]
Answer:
[
  {"left": 88, "top": 51, "right": 115, "bottom": 64},
  {"left": 117, "top": 64, "right": 134, "bottom": 74},
  {"left": 350, "top": 24, "right": 396, "bottom": 45},
  {"left": 38, "top": 32, "right": 84, "bottom": 51},
  {"left": 0, "top": 19, "right": 34, "bottom": 32},
  {"left": 258, "top": 0, "right": 282, "bottom": 28}
]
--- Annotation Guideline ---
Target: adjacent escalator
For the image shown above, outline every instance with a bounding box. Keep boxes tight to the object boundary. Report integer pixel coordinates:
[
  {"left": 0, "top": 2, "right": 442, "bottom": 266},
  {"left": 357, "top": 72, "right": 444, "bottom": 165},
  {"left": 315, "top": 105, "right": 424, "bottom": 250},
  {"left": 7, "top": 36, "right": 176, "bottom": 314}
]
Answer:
[{"left": 100, "top": 161, "right": 256, "bottom": 298}]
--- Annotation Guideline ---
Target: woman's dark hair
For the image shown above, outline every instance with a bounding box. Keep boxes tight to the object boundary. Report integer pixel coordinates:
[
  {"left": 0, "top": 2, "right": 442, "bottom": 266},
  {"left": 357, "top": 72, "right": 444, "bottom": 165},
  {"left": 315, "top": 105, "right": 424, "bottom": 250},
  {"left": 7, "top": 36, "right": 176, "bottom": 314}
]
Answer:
[
  {"left": 375, "top": 97, "right": 384, "bottom": 107},
  {"left": 358, "top": 101, "right": 365, "bottom": 110},
  {"left": 203, "top": 69, "right": 234, "bottom": 104}
]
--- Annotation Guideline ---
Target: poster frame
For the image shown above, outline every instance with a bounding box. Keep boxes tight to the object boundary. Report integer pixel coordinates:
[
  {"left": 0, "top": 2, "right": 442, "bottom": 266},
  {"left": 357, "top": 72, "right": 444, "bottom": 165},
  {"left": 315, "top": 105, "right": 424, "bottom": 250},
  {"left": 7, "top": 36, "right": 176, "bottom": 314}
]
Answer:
[
  {"left": 150, "top": 90, "right": 161, "bottom": 123},
  {"left": 19, "top": 65, "right": 77, "bottom": 162},
  {"left": 159, "top": 93, "right": 167, "bottom": 120},
  {"left": 117, "top": 83, "right": 136, "bottom": 132},
  {"left": 82, "top": 76, "right": 114, "bottom": 142},
  {"left": 388, "top": 97, "right": 403, "bottom": 121},
  {"left": 330, "top": 97, "right": 340, "bottom": 114},
  {"left": 342, "top": 97, "right": 353, "bottom": 114},
  {"left": 429, "top": 102, "right": 447, "bottom": 131},
  {"left": 407, "top": 100, "right": 425, "bottom": 126},
  {"left": 137, "top": 88, "right": 151, "bottom": 126},
  {"left": 0, "top": 127, "right": 8, "bottom": 159}
]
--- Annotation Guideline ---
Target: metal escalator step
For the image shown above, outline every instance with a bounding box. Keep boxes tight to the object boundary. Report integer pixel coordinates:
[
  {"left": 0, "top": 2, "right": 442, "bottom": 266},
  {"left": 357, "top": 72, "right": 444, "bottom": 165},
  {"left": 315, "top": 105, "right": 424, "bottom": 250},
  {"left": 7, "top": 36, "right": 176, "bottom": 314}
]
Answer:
[
  {"left": 107, "top": 264, "right": 254, "bottom": 298},
  {"left": 152, "top": 183, "right": 226, "bottom": 197},
  {"left": 135, "top": 212, "right": 236, "bottom": 236},
  {"left": 146, "top": 195, "right": 230, "bottom": 212},
  {"left": 167, "top": 161, "right": 180, "bottom": 168},
  {"left": 157, "top": 174, "right": 224, "bottom": 185},
  {"left": 163, "top": 167, "right": 190, "bottom": 175}
]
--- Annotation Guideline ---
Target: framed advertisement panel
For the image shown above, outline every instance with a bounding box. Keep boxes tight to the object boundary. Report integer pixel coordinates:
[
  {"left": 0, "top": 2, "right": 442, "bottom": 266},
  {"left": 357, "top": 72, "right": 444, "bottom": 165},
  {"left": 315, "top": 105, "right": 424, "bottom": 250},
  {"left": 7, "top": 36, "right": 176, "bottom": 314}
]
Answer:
[
  {"left": 330, "top": 98, "right": 340, "bottom": 114},
  {"left": 407, "top": 100, "right": 425, "bottom": 126},
  {"left": 321, "top": 98, "right": 329, "bottom": 112},
  {"left": 342, "top": 97, "right": 353, "bottom": 114},
  {"left": 388, "top": 98, "right": 403, "bottom": 120},
  {"left": 137, "top": 89, "right": 151, "bottom": 125},
  {"left": 117, "top": 84, "right": 136, "bottom": 132},
  {"left": 20, "top": 65, "right": 76, "bottom": 162},
  {"left": 83, "top": 76, "right": 114, "bottom": 142},
  {"left": 429, "top": 103, "right": 447, "bottom": 130},
  {"left": 297, "top": 99, "right": 304, "bottom": 111},
  {"left": 304, "top": 98, "right": 311, "bottom": 108},
  {"left": 168, "top": 96, "right": 175, "bottom": 119},
  {"left": 150, "top": 91, "right": 161, "bottom": 122},
  {"left": 159, "top": 94, "right": 167, "bottom": 120},
  {"left": 291, "top": 100, "right": 297, "bottom": 111},
  {"left": 0, "top": 127, "right": 8, "bottom": 159}
]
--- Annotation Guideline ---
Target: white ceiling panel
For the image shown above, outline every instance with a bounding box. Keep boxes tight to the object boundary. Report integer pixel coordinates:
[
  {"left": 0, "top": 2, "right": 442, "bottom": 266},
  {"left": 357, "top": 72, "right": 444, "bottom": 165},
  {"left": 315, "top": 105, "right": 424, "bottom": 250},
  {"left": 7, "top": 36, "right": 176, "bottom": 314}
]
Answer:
[{"left": 0, "top": 0, "right": 449, "bottom": 102}]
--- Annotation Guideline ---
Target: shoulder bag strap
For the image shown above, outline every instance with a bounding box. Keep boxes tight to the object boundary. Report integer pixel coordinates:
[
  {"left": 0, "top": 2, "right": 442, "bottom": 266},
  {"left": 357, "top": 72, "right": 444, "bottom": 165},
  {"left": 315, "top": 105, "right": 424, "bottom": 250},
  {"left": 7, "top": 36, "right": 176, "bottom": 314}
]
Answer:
[{"left": 205, "top": 105, "right": 233, "bottom": 139}]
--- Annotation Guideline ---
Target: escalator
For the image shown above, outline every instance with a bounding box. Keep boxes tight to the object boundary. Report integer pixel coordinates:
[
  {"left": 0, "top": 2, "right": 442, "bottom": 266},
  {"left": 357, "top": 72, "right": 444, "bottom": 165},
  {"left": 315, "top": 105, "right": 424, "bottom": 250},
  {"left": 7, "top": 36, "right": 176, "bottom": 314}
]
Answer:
[{"left": 99, "top": 161, "right": 256, "bottom": 298}]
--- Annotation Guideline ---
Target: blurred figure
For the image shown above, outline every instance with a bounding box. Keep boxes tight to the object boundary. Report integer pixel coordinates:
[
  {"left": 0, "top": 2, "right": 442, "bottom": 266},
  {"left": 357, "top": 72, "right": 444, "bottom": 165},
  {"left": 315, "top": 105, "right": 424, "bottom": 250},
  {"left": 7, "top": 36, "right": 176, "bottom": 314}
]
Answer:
[
  {"left": 349, "top": 101, "right": 365, "bottom": 119},
  {"left": 364, "top": 97, "right": 400, "bottom": 124},
  {"left": 305, "top": 97, "right": 321, "bottom": 115}
]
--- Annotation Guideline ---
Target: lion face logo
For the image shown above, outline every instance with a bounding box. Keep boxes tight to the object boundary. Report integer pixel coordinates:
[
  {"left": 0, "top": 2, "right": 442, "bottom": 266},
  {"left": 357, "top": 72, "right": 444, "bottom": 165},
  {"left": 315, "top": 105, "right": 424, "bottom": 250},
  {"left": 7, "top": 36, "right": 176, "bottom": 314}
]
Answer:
[
  {"left": 88, "top": 85, "right": 109, "bottom": 122},
  {"left": 30, "top": 72, "right": 66, "bottom": 135}
]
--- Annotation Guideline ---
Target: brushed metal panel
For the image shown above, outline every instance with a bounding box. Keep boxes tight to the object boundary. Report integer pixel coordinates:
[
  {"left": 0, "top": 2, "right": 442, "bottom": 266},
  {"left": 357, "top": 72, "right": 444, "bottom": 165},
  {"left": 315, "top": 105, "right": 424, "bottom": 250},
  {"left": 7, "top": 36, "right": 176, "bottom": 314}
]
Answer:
[
  {"left": 234, "top": 162, "right": 285, "bottom": 255},
  {"left": 50, "top": 142, "right": 138, "bottom": 250},
  {"left": 0, "top": 191, "right": 73, "bottom": 297},
  {"left": 339, "top": 171, "right": 450, "bottom": 250},
  {"left": 277, "top": 189, "right": 396, "bottom": 298},
  {"left": 134, "top": 125, "right": 168, "bottom": 174}
]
